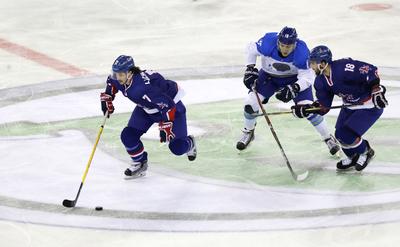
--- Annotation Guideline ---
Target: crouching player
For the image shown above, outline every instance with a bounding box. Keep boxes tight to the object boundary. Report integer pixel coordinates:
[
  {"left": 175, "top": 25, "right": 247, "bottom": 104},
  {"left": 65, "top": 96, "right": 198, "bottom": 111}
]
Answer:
[{"left": 291, "top": 46, "right": 388, "bottom": 171}]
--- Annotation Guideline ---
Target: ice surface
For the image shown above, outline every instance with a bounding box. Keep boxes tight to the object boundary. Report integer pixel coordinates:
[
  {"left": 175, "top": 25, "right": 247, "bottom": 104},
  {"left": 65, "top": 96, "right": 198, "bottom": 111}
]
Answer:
[{"left": 1, "top": 0, "right": 400, "bottom": 246}]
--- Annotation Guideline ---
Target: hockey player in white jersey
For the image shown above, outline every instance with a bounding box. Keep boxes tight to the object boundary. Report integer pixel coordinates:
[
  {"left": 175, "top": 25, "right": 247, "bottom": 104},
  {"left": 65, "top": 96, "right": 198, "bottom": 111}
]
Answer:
[{"left": 236, "top": 26, "right": 340, "bottom": 155}]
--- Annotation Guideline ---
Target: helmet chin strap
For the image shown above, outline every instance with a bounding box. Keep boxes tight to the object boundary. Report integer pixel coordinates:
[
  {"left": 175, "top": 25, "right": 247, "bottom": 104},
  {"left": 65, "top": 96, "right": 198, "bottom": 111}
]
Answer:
[
  {"left": 123, "top": 72, "right": 133, "bottom": 86},
  {"left": 318, "top": 62, "right": 329, "bottom": 75}
]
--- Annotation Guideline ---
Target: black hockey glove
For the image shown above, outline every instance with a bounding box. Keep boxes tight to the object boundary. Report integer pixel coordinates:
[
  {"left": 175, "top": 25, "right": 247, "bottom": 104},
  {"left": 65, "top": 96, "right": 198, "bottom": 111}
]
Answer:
[
  {"left": 100, "top": 92, "right": 114, "bottom": 117},
  {"left": 372, "top": 85, "right": 388, "bottom": 109},
  {"left": 291, "top": 104, "right": 311, "bottom": 118},
  {"left": 275, "top": 83, "right": 300, "bottom": 103},
  {"left": 243, "top": 65, "right": 259, "bottom": 89},
  {"left": 291, "top": 101, "right": 324, "bottom": 118}
]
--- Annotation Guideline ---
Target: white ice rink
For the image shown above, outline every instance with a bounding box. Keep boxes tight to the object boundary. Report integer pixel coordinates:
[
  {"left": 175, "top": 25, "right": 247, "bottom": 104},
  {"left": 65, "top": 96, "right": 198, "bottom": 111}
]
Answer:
[{"left": 1, "top": 0, "right": 400, "bottom": 246}]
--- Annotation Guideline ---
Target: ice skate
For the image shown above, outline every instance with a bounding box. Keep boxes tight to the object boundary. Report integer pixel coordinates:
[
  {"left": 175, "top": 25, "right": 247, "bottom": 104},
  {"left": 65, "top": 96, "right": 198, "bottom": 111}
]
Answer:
[
  {"left": 355, "top": 141, "right": 375, "bottom": 171},
  {"left": 336, "top": 154, "right": 358, "bottom": 171},
  {"left": 124, "top": 160, "right": 148, "bottom": 178},
  {"left": 236, "top": 128, "right": 255, "bottom": 151},
  {"left": 187, "top": 135, "right": 197, "bottom": 161},
  {"left": 324, "top": 134, "right": 341, "bottom": 155}
]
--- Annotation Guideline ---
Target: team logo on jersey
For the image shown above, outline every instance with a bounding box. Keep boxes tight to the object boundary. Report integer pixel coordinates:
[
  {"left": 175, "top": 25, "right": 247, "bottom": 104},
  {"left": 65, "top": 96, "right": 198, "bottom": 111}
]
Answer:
[
  {"left": 359, "top": 65, "right": 370, "bottom": 74},
  {"left": 338, "top": 93, "right": 360, "bottom": 103},
  {"left": 272, "top": 62, "right": 291, "bottom": 72},
  {"left": 157, "top": 102, "right": 169, "bottom": 109}
]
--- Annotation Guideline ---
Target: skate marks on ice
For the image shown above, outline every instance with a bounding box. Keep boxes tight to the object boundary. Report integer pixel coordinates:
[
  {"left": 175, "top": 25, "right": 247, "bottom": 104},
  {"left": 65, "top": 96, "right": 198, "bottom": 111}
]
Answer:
[
  {"left": 0, "top": 76, "right": 399, "bottom": 231},
  {"left": 3, "top": 194, "right": 400, "bottom": 232},
  {"left": 1, "top": 130, "right": 400, "bottom": 231}
]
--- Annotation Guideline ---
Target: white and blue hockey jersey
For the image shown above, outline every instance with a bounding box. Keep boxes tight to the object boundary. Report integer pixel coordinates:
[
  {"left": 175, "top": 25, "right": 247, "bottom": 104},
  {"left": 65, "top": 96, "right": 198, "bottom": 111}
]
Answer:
[{"left": 246, "top": 32, "right": 315, "bottom": 91}]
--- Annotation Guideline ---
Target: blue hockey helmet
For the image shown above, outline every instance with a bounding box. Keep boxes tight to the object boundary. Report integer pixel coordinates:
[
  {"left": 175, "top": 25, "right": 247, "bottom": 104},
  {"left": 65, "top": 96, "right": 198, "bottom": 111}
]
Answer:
[
  {"left": 112, "top": 55, "right": 135, "bottom": 73},
  {"left": 309, "top": 45, "right": 332, "bottom": 64},
  {"left": 278, "top": 26, "right": 298, "bottom": 45}
]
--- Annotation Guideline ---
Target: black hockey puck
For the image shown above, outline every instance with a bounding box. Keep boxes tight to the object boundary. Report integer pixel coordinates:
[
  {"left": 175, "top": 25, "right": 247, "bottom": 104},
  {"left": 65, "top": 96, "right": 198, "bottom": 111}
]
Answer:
[{"left": 95, "top": 206, "right": 103, "bottom": 211}]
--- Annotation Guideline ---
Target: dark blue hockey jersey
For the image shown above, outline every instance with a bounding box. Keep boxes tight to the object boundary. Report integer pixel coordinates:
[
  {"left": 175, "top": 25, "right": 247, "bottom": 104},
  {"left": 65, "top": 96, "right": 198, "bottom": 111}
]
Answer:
[
  {"left": 314, "top": 58, "right": 379, "bottom": 108},
  {"left": 105, "top": 70, "right": 182, "bottom": 118}
]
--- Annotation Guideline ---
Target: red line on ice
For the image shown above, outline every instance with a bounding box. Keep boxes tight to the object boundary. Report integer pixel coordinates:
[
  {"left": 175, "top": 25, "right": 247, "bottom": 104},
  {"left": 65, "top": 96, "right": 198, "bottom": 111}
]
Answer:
[{"left": 0, "top": 38, "right": 91, "bottom": 77}]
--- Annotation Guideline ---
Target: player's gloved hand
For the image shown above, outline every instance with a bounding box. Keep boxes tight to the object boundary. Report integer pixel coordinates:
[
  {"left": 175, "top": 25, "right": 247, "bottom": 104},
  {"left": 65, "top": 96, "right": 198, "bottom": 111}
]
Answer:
[
  {"left": 291, "top": 101, "right": 324, "bottom": 118},
  {"left": 160, "top": 107, "right": 176, "bottom": 122},
  {"left": 291, "top": 104, "right": 312, "bottom": 118},
  {"left": 243, "top": 65, "right": 259, "bottom": 89},
  {"left": 100, "top": 92, "right": 114, "bottom": 117},
  {"left": 275, "top": 83, "right": 300, "bottom": 103},
  {"left": 308, "top": 101, "right": 328, "bottom": 115},
  {"left": 159, "top": 121, "right": 175, "bottom": 143},
  {"left": 106, "top": 75, "right": 114, "bottom": 84},
  {"left": 372, "top": 85, "right": 388, "bottom": 109}
]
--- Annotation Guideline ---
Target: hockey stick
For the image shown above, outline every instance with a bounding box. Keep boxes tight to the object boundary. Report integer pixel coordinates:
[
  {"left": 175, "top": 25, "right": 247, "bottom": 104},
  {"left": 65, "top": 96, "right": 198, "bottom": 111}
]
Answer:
[
  {"left": 62, "top": 113, "right": 108, "bottom": 208},
  {"left": 252, "top": 111, "right": 292, "bottom": 117},
  {"left": 252, "top": 104, "right": 359, "bottom": 117},
  {"left": 252, "top": 88, "right": 308, "bottom": 182}
]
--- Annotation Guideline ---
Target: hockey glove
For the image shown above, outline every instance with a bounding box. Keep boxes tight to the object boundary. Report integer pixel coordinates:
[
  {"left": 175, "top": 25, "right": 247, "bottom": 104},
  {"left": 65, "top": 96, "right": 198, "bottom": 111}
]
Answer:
[
  {"left": 161, "top": 106, "right": 176, "bottom": 122},
  {"left": 291, "top": 101, "right": 324, "bottom": 118},
  {"left": 308, "top": 101, "right": 329, "bottom": 115},
  {"left": 100, "top": 92, "right": 114, "bottom": 117},
  {"left": 372, "top": 85, "right": 388, "bottom": 109},
  {"left": 243, "top": 65, "right": 259, "bottom": 89},
  {"left": 159, "top": 121, "right": 175, "bottom": 143},
  {"left": 275, "top": 83, "right": 300, "bottom": 103},
  {"left": 291, "top": 104, "right": 312, "bottom": 118}
]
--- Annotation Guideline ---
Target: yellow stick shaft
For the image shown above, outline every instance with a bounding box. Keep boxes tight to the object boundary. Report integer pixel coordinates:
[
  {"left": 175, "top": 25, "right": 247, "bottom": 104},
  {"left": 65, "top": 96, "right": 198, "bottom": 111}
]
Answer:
[{"left": 81, "top": 114, "right": 108, "bottom": 183}]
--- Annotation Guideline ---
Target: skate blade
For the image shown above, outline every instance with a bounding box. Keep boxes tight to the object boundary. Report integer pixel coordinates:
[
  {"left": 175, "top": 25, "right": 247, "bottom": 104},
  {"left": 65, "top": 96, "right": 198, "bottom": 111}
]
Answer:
[
  {"left": 336, "top": 167, "right": 356, "bottom": 173},
  {"left": 124, "top": 171, "right": 146, "bottom": 180}
]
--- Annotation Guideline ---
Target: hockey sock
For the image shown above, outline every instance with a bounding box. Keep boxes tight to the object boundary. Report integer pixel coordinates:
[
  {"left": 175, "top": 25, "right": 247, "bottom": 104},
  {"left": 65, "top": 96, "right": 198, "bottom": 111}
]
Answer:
[
  {"left": 342, "top": 139, "right": 367, "bottom": 157},
  {"left": 307, "top": 114, "right": 330, "bottom": 140},
  {"left": 126, "top": 141, "right": 148, "bottom": 162}
]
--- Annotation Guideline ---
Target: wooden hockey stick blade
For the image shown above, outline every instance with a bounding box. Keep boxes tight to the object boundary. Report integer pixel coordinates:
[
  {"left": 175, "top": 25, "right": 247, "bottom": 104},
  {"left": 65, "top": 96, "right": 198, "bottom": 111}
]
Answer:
[{"left": 295, "top": 170, "right": 309, "bottom": 182}]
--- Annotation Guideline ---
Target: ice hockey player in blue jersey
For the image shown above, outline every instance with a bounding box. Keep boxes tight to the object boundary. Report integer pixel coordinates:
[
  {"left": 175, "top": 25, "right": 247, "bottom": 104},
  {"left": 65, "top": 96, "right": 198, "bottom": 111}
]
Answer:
[
  {"left": 237, "top": 26, "right": 340, "bottom": 155},
  {"left": 291, "top": 45, "right": 388, "bottom": 171},
  {"left": 100, "top": 55, "right": 197, "bottom": 178}
]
